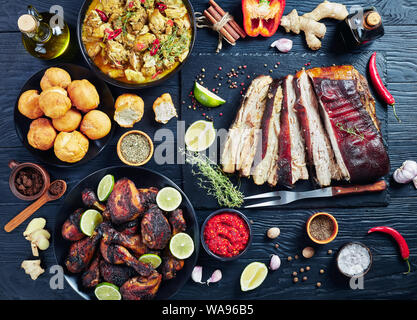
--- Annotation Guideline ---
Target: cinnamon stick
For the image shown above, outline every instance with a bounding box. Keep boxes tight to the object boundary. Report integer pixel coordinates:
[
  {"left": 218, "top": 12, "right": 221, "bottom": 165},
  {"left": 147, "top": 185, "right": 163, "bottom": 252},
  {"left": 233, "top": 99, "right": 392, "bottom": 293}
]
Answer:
[
  {"left": 207, "top": 6, "right": 239, "bottom": 41},
  {"left": 209, "top": 0, "right": 247, "bottom": 38},
  {"left": 203, "top": 10, "right": 236, "bottom": 44}
]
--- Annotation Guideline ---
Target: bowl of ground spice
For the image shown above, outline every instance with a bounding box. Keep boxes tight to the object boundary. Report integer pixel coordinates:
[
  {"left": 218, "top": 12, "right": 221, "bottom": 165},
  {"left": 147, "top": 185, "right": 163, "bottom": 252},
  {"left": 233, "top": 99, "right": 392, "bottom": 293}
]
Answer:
[
  {"left": 306, "top": 212, "right": 338, "bottom": 244},
  {"left": 8, "top": 160, "right": 50, "bottom": 201},
  {"left": 117, "top": 130, "right": 154, "bottom": 166}
]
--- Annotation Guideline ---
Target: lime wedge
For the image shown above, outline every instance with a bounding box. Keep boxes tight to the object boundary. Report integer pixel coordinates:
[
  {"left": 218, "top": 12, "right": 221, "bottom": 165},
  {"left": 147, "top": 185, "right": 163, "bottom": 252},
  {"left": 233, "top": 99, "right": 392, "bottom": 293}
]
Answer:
[
  {"left": 185, "top": 120, "right": 216, "bottom": 152},
  {"left": 80, "top": 209, "right": 103, "bottom": 236},
  {"left": 139, "top": 254, "right": 162, "bottom": 268},
  {"left": 97, "top": 174, "right": 115, "bottom": 201},
  {"left": 194, "top": 82, "right": 226, "bottom": 107},
  {"left": 94, "top": 282, "right": 121, "bottom": 300},
  {"left": 240, "top": 262, "right": 268, "bottom": 292},
  {"left": 156, "top": 187, "right": 182, "bottom": 211},
  {"left": 169, "top": 232, "right": 194, "bottom": 259}
]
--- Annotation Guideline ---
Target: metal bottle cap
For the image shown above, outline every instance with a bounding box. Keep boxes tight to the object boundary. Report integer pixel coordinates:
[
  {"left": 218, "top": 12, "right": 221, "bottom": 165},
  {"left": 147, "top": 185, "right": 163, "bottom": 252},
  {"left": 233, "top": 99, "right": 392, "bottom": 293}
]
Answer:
[{"left": 18, "top": 14, "right": 37, "bottom": 33}]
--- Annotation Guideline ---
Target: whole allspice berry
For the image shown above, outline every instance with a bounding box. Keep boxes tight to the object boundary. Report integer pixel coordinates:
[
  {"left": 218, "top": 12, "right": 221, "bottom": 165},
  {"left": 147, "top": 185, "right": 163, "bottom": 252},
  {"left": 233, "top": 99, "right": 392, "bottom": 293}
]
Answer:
[
  {"left": 287, "top": 256, "right": 293, "bottom": 262},
  {"left": 292, "top": 271, "right": 298, "bottom": 277},
  {"left": 320, "top": 269, "right": 325, "bottom": 274},
  {"left": 316, "top": 282, "right": 322, "bottom": 288},
  {"left": 293, "top": 277, "right": 299, "bottom": 283},
  {"left": 306, "top": 266, "right": 311, "bottom": 271},
  {"left": 302, "top": 276, "right": 308, "bottom": 281},
  {"left": 300, "top": 268, "right": 305, "bottom": 273}
]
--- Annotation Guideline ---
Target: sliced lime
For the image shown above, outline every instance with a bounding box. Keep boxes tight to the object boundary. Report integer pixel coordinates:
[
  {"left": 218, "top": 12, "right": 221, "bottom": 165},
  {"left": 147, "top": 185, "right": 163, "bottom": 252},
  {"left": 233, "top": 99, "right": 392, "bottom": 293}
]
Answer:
[
  {"left": 139, "top": 254, "right": 162, "bottom": 268},
  {"left": 194, "top": 82, "right": 226, "bottom": 107},
  {"left": 240, "top": 262, "right": 268, "bottom": 292},
  {"left": 169, "top": 232, "right": 194, "bottom": 259},
  {"left": 94, "top": 282, "right": 121, "bottom": 300},
  {"left": 80, "top": 209, "right": 103, "bottom": 236},
  {"left": 97, "top": 174, "right": 115, "bottom": 201},
  {"left": 156, "top": 187, "right": 182, "bottom": 212},
  {"left": 184, "top": 120, "right": 216, "bottom": 152}
]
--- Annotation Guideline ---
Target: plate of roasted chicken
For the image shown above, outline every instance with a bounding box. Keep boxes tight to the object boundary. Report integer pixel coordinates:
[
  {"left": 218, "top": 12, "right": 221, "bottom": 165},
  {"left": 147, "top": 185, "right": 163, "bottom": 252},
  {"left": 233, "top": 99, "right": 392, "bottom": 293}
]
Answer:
[{"left": 54, "top": 166, "right": 199, "bottom": 300}]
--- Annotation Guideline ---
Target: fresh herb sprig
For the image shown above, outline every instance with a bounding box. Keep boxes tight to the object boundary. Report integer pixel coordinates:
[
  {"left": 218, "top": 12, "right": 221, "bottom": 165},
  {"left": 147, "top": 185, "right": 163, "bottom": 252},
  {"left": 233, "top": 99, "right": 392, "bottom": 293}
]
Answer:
[
  {"left": 183, "top": 150, "right": 244, "bottom": 208},
  {"left": 336, "top": 122, "right": 365, "bottom": 141}
]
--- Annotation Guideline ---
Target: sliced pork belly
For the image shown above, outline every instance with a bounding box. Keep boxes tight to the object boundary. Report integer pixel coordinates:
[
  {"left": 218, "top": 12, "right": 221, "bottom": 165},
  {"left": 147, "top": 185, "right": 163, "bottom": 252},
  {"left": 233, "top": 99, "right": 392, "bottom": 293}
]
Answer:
[
  {"left": 277, "top": 75, "right": 309, "bottom": 187},
  {"left": 294, "top": 69, "right": 342, "bottom": 187},
  {"left": 307, "top": 65, "right": 389, "bottom": 183},
  {"left": 221, "top": 75, "right": 273, "bottom": 176},
  {"left": 252, "top": 79, "right": 283, "bottom": 186}
]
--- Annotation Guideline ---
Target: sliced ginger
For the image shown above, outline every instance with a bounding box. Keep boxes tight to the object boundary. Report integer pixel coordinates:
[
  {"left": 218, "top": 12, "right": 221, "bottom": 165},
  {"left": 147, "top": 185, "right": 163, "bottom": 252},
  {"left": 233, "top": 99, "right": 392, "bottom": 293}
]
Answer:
[{"left": 280, "top": 1, "right": 348, "bottom": 50}]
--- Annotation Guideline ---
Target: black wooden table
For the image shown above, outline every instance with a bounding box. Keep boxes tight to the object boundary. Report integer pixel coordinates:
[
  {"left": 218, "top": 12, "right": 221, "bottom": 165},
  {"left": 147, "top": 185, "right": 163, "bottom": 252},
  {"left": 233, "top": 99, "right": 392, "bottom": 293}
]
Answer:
[{"left": 1, "top": 0, "right": 417, "bottom": 300}]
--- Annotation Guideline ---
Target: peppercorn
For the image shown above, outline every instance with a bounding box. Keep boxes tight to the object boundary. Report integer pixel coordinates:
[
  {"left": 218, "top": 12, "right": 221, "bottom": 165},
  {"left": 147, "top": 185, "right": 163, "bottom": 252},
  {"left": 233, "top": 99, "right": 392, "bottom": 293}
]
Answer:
[
  {"left": 287, "top": 256, "right": 293, "bottom": 261},
  {"left": 292, "top": 271, "right": 297, "bottom": 276},
  {"left": 300, "top": 268, "right": 305, "bottom": 273},
  {"left": 316, "top": 282, "right": 322, "bottom": 288},
  {"left": 320, "top": 269, "right": 325, "bottom": 274},
  {"left": 306, "top": 266, "right": 311, "bottom": 271},
  {"left": 328, "top": 249, "right": 333, "bottom": 255},
  {"left": 294, "top": 254, "right": 299, "bottom": 260},
  {"left": 302, "top": 276, "right": 307, "bottom": 281},
  {"left": 293, "top": 277, "right": 299, "bottom": 283}
]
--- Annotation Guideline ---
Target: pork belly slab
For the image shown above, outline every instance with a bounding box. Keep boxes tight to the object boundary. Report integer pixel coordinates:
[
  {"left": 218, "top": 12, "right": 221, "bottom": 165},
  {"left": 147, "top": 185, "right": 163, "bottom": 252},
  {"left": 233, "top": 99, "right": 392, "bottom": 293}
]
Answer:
[
  {"left": 277, "top": 75, "right": 309, "bottom": 188},
  {"left": 252, "top": 79, "right": 283, "bottom": 186},
  {"left": 294, "top": 69, "right": 342, "bottom": 187},
  {"left": 307, "top": 65, "right": 390, "bottom": 183},
  {"left": 221, "top": 75, "right": 273, "bottom": 176}
]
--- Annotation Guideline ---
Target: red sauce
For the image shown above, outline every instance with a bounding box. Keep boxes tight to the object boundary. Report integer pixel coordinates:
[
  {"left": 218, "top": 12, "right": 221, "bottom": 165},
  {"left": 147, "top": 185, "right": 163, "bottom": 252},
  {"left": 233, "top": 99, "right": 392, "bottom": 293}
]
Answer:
[{"left": 203, "top": 213, "right": 250, "bottom": 258}]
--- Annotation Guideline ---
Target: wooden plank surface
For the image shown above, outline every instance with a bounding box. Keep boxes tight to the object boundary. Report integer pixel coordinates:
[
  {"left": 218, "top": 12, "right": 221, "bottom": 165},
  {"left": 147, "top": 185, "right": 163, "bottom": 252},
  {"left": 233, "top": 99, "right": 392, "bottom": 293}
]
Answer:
[{"left": 1, "top": 0, "right": 417, "bottom": 300}]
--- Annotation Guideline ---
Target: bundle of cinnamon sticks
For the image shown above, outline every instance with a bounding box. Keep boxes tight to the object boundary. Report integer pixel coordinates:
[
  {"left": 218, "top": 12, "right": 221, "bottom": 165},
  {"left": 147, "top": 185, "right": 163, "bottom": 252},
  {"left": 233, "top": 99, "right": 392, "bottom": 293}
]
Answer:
[{"left": 203, "top": 0, "right": 246, "bottom": 45}]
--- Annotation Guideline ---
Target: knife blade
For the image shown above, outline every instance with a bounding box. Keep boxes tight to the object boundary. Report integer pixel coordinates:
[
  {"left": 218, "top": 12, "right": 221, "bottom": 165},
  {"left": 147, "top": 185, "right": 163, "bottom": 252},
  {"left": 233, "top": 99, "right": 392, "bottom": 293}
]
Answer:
[{"left": 244, "top": 181, "right": 387, "bottom": 208}]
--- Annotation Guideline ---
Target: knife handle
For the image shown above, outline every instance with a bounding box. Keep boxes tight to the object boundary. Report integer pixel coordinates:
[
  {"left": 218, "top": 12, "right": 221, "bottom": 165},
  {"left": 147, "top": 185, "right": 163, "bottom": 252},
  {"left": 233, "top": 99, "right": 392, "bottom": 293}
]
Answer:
[{"left": 332, "top": 180, "right": 387, "bottom": 196}]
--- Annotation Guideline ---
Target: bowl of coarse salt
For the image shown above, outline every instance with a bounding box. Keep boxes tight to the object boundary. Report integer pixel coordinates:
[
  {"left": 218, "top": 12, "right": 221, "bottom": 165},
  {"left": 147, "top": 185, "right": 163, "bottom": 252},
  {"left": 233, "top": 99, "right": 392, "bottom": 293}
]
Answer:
[{"left": 336, "top": 242, "right": 373, "bottom": 278}]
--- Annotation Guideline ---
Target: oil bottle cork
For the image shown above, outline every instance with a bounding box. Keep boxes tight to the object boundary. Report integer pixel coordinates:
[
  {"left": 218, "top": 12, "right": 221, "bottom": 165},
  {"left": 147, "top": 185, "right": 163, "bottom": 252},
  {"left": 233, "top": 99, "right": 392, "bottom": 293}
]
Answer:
[{"left": 18, "top": 14, "right": 38, "bottom": 33}]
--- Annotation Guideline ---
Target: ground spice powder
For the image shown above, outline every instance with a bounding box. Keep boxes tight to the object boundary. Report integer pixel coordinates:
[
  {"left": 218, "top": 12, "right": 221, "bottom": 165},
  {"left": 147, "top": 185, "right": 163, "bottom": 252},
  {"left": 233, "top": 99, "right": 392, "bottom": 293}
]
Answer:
[{"left": 309, "top": 215, "right": 334, "bottom": 241}]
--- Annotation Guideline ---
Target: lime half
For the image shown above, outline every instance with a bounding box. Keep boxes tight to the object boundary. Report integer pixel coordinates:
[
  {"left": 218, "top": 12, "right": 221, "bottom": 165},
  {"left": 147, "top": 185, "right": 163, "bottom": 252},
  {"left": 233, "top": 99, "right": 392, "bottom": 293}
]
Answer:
[
  {"left": 139, "top": 254, "right": 162, "bottom": 268},
  {"left": 156, "top": 187, "right": 182, "bottom": 212},
  {"left": 184, "top": 120, "right": 216, "bottom": 152},
  {"left": 169, "top": 232, "right": 194, "bottom": 259},
  {"left": 97, "top": 174, "right": 115, "bottom": 201},
  {"left": 194, "top": 82, "right": 226, "bottom": 107},
  {"left": 240, "top": 262, "right": 268, "bottom": 292},
  {"left": 80, "top": 209, "right": 103, "bottom": 236},
  {"left": 94, "top": 282, "right": 121, "bottom": 300}
]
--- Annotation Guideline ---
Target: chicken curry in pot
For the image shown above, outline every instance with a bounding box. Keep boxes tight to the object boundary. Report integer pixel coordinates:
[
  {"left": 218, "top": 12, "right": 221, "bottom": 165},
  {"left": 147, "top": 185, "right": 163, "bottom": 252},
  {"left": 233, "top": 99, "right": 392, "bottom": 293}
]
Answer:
[{"left": 82, "top": 0, "right": 192, "bottom": 84}]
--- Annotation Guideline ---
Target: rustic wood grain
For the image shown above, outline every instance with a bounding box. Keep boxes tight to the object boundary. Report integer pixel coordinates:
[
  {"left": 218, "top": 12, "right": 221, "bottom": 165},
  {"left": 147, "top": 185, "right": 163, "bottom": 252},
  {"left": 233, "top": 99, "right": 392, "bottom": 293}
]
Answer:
[{"left": 0, "top": 0, "right": 417, "bottom": 300}]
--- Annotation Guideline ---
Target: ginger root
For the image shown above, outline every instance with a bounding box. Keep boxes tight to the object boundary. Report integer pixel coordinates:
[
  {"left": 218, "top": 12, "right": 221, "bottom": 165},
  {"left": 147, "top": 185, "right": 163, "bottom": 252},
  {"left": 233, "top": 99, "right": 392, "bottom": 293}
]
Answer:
[
  {"left": 280, "top": 1, "right": 348, "bottom": 50},
  {"left": 21, "top": 260, "right": 45, "bottom": 280}
]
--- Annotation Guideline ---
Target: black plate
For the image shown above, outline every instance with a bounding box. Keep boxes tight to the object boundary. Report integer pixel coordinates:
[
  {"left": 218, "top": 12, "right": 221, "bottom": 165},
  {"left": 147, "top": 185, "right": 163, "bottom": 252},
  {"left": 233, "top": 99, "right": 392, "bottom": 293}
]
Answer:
[
  {"left": 14, "top": 63, "right": 115, "bottom": 168},
  {"left": 77, "top": 0, "right": 196, "bottom": 90},
  {"left": 53, "top": 166, "right": 199, "bottom": 300}
]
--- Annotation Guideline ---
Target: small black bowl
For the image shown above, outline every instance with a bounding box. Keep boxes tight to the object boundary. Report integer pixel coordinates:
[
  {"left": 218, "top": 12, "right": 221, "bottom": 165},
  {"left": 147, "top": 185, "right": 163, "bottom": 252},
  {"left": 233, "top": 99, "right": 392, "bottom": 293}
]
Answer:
[
  {"left": 77, "top": 0, "right": 196, "bottom": 90},
  {"left": 200, "top": 209, "right": 252, "bottom": 262},
  {"left": 336, "top": 242, "right": 373, "bottom": 278}
]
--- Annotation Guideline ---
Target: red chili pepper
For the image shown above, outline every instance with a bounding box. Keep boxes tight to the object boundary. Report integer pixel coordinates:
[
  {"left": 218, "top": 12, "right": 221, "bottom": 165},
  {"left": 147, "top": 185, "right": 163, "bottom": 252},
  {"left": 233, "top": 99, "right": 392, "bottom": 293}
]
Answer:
[
  {"left": 128, "top": 1, "right": 134, "bottom": 8},
  {"left": 369, "top": 52, "right": 400, "bottom": 122},
  {"left": 368, "top": 226, "right": 411, "bottom": 274},
  {"left": 156, "top": 2, "right": 167, "bottom": 12},
  {"left": 150, "top": 38, "right": 160, "bottom": 56},
  {"left": 95, "top": 9, "right": 109, "bottom": 22},
  {"left": 152, "top": 70, "right": 162, "bottom": 79},
  {"left": 107, "top": 28, "right": 122, "bottom": 40},
  {"left": 167, "top": 19, "right": 174, "bottom": 27}
]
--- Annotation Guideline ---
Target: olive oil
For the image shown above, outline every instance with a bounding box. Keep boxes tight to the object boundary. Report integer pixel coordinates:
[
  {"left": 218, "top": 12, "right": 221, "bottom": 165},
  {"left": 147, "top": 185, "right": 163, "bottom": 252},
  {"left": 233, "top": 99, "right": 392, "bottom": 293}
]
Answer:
[
  {"left": 338, "top": 7, "right": 384, "bottom": 49},
  {"left": 18, "top": 7, "right": 70, "bottom": 60}
]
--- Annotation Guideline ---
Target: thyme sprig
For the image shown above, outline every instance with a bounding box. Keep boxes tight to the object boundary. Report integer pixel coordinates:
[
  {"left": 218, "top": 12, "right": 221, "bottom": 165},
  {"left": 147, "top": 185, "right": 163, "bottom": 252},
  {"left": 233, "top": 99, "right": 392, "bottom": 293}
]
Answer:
[
  {"left": 182, "top": 150, "right": 244, "bottom": 208},
  {"left": 336, "top": 122, "right": 365, "bottom": 141}
]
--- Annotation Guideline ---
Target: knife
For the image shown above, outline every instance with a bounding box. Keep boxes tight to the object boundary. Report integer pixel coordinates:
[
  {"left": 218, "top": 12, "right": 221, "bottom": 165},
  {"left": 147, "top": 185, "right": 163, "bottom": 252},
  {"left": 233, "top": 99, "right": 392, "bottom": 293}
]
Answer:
[{"left": 244, "top": 180, "right": 387, "bottom": 208}]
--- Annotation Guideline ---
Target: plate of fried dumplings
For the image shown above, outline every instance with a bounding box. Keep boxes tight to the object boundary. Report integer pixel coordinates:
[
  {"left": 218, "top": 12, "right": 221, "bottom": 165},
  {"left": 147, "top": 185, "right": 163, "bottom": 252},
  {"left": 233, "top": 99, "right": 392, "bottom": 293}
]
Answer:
[{"left": 14, "top": 63, "right": 115, "bottom": 167}]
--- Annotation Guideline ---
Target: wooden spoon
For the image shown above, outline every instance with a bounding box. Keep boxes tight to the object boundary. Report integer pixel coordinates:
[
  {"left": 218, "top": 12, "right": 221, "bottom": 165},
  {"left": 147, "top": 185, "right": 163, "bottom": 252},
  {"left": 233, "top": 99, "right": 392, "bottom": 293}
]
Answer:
[{"left": 4, "top": 180, "right": 67, "bottom": 233}]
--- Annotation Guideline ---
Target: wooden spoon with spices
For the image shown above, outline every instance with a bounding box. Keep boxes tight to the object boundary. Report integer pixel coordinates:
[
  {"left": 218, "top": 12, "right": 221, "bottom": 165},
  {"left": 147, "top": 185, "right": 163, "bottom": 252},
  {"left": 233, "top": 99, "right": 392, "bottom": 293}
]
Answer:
[{"left": 4, "top": 180, "right": 67, "bottom": 233}]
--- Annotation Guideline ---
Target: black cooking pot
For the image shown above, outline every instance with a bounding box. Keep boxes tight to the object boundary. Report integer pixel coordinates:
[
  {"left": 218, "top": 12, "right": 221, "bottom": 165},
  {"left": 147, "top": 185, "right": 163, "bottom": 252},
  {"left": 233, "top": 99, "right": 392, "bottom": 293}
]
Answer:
[{"left": 77, "top": 0, "right": 196, "bottom": 90}]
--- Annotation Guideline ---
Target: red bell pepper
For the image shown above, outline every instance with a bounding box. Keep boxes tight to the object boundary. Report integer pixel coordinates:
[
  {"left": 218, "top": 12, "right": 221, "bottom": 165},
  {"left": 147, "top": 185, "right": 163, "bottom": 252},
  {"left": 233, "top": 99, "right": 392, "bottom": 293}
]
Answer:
[{"left": 242, "top": 0, "right": 286, "bottom": 37}]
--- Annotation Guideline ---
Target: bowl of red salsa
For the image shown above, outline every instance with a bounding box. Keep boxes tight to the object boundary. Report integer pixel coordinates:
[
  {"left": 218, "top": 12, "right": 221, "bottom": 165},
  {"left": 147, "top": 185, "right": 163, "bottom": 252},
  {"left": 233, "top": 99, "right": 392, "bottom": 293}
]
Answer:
[{"left": 201, "top": 209, "right": 252, "bottom": 261}]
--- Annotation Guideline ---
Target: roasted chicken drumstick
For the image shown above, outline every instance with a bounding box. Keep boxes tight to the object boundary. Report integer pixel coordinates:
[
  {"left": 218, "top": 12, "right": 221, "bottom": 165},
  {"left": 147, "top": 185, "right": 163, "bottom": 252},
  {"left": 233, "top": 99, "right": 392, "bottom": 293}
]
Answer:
[
  {"left": 168, "top": 209, "right": 186, "bottom": 235},
  {"left": 141, "top": 204, "right": 172, "bottom": 250},
  {"left": 61, "top": 208, "right": 85, "bottom": 241},
  {"left": 99, "top": 260, "right": 137, "bottom": 287},
  {"left": 81, "top": 254, "right": 100, "bottom": 288},
  {"left": 65, "top": 232, "right": 100, "bottom": 273},
  {"left": 120, "top": 271, "right": 162, "bottom": 300}
]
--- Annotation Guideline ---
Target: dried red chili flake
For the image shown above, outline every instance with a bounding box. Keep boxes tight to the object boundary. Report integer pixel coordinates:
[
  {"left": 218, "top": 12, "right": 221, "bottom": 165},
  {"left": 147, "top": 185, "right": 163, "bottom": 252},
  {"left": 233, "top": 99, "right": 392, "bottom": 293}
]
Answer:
[
  {"left": 167, "top": 19, "right": 174, "bottom": 26},
  {"left": 107, "top": 28, "right": 122, "bottom": 40},
  {"left": 152, "top": 70, "right": 162, "bottom": 79},
  {"left": 156, "top": 2, "right": 167, "bottom": 12},
  {"left": 128, "top": 1, "right": 134, "bottom": 8},
  {"left": 95, "top": 9, "right": 109, "bottom": 22},
  {"left": 150, "top": 38, "right": 160, "bottom": 56}
]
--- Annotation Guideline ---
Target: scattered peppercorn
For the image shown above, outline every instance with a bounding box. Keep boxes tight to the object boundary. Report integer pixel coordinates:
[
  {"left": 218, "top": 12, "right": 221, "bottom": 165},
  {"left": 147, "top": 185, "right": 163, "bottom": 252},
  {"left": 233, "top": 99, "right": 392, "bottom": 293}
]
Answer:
[
  {"left": 306, "top": 266, "right": 311, "bottom": 271},
  {"left": 302, "top": 276, "right": 308, "bottom": 281},
  {"left": 316, "top": 282, "right": 322, "bottom": 288},
  {"left": 294, "top": 254, "right": 299, "bottom": 260},
  {"left": 275, "top": 243, "right": 279, "bottom": 249},
  {"left": 293, "top": 277, "right": 299, "bottom": 283},
  {"left": 328, "top": 249, "right": 333, "bottom": 255},
  {"left": 300, "top": 268, "right": 305, "bottom": 273},
  {"left": 288, "top": 256, "right": 293, "bottom": 261},
  {"left": 320, "top": 269, "right": 325, "bottom": 274},
  {"left": 292, "top": 271, "right": 297, "bottom": 276}
]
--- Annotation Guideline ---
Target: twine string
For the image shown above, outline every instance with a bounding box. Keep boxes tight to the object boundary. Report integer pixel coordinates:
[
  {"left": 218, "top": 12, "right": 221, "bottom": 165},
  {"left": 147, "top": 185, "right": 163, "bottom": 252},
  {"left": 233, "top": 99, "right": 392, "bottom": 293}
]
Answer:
[{"left": 195, "top": 11, "right": 235, "bottom": 53}]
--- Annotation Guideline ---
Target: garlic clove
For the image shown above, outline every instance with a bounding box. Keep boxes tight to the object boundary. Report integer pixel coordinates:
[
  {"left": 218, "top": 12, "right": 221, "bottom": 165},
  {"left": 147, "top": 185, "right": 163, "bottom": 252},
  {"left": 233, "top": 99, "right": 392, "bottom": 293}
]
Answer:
[
  {"left": 413, "top": 176, "right": 417, "bottom": 189},
  {"left": 207, "top": 269, "right": 222, "bottom": 285},
  {"left": 269, "top": 254, "right": 281, "bottom": 271},
  {"left": 270, "top": 38, "right": 293, "bottom": 53},
  {"left": 393, "top": 160, "right": 417, "bottom": 184},
  {"left": 191, "top": 266, "right": 205, "bottom": 284}
]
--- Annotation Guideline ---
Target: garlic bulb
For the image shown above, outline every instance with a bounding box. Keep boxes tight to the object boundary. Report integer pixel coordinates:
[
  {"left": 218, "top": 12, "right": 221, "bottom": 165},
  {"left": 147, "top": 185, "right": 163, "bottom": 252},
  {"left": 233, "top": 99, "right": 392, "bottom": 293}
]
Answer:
[
  {"left": 393, "top": 160, "right": 417, "bottom": 184},
  {"left": 269, "top": 254, "right": 281, "bottom": 271},
  {"left": 270, "top": 38, "right": 293, "bottom": 53}
]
